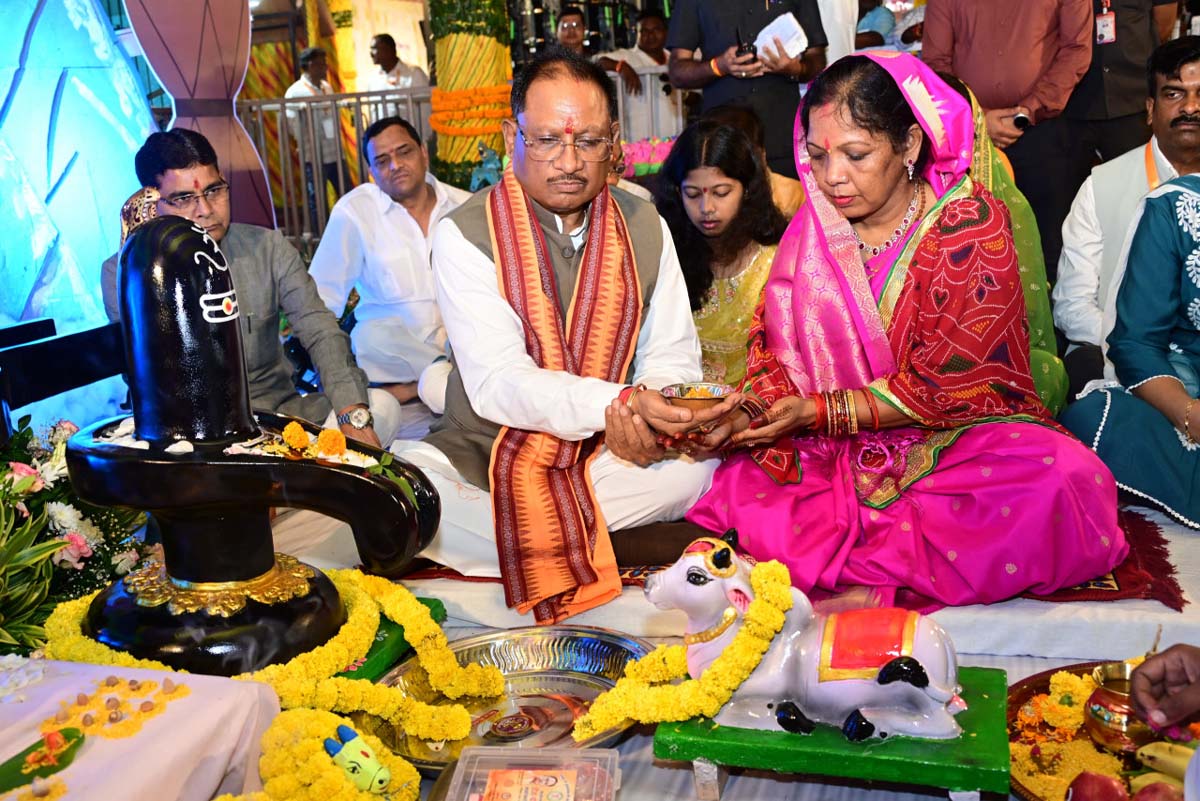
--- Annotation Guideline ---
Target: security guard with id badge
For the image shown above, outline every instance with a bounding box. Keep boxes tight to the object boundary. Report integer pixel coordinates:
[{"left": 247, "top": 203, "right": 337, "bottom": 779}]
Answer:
[{"left": 1059, "top": 0, "right": 1178, "bottom": 204}]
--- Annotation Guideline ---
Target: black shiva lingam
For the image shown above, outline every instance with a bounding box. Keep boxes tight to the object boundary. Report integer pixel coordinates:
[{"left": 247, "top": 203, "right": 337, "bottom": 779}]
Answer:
[{"left": 65, "top": 216, "right": 438, "bottom": 676}]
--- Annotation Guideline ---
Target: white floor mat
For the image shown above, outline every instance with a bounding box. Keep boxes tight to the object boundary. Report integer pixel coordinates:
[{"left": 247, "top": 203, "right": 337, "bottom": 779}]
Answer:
[{"left": 272, "top": 506, "right": 1200, "bottom": 660}]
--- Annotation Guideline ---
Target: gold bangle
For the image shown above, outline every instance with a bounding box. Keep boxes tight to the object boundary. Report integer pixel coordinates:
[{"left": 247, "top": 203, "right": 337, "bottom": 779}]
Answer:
[
  {"left": 627, "top": 383, "right": 647, "bottom": 411},
  {"left": 1185, "top": 398, "right": 1198, "bottom": 443},
  {"left": 845, "top": 390, "right": 860, "bottom": 436}
]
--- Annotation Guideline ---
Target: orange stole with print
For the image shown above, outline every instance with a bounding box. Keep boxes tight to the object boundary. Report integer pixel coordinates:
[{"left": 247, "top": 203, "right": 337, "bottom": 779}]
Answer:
[
  {"left": 486, "top": 171, "right": 642, "bottom": 624},
  {"left": 818, "top": 608, "right": 919, "bottom": 682}
]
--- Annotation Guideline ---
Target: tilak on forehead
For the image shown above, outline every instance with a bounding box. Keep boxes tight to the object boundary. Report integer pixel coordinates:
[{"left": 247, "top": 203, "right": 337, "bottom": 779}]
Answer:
[
  {"left": 563, "top": 116, "right": 575, "bottom": 136},
  {"left": 813, "top": 104, "right": 839, "bottom": 151}
]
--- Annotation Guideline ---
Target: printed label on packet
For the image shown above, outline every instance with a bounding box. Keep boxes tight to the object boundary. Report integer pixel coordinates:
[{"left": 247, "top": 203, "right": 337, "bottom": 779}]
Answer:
[{"left": 470, "top": 768, "right": 578, "bottom": 801}]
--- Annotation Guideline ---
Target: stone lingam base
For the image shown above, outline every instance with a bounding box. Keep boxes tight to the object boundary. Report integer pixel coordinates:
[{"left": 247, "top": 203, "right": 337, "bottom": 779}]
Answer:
[
  {"left": 83, "top": 553, "right": 346, "bottom": 677},
  {"left": 66, "top": 411, "right": 439, "bottom": 677}
]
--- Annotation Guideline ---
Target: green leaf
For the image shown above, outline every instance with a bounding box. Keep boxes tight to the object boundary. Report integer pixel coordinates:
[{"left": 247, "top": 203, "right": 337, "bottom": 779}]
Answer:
[
  {"left": 16, "top": 415, "right": 30, "bottom": 431},
  {"left": 8, "top": 539, "right": 66, "bottom": 570}
]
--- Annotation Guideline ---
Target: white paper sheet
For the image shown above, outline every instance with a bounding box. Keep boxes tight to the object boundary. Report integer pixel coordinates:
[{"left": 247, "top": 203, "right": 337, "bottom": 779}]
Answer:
[{"left": 754, "top": 12, "right": 809, "bottom": 60}]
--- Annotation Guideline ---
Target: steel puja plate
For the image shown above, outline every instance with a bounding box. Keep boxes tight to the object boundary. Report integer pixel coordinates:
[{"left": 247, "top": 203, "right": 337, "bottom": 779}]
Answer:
[{"left": 363, "top": 626, "right": 652, "bottom": 775}]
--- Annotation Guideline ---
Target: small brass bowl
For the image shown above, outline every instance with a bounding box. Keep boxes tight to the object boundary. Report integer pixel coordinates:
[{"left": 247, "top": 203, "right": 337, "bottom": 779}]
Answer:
[
  {"left": 660, "top": 382, "right": 734, "bottom": 411},
  {"left": 1083, "top": 660, "right": 1154, "bottom": 754}
]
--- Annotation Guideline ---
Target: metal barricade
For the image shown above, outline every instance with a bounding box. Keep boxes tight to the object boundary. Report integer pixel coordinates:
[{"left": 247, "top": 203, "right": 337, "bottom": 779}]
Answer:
[
  {"left": 237, "top": 87, "right": 433, "bottom": 247},
  {"left": 235, "top": 72, "right": 681, "bottom": 247},
  {"left": 607, "top": 64, "right": 687, "bottom": 145}
]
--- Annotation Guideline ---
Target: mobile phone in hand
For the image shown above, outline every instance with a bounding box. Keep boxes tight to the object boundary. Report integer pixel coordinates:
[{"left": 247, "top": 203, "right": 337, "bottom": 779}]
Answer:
[{"left": 735, "top": 26, "right": 757, "bottom": 58}]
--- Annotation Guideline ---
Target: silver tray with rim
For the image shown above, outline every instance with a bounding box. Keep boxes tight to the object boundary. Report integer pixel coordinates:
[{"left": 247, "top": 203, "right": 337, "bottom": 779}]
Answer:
[{"left": 361, "top": 625, "right": 652, "bottom": 776}]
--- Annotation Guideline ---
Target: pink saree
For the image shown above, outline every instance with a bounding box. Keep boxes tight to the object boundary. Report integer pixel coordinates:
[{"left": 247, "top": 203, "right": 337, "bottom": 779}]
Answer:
[{"left": 686, "top": 53, "right": 1127, "bottom": 610}]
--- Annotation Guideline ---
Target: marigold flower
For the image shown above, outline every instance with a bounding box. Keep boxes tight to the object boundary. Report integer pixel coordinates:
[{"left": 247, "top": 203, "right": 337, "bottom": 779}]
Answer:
[
  {"left": 315, "top": 429, "right": 347, "bottom": 457},
  {"left": 282, "top": 422, "right": 310, "bottom": 450}
]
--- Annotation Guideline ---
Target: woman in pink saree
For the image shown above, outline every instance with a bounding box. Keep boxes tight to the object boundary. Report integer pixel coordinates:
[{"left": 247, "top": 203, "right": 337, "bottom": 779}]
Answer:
[{"left": 685, "top": 53, "right": 1126, "bottom": 609}]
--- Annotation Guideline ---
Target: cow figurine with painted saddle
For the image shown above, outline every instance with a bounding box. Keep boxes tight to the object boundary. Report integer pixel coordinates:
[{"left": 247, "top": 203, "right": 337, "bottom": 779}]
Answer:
[{"left": 644, "top": 531, "right": 967, "bottom": 741}]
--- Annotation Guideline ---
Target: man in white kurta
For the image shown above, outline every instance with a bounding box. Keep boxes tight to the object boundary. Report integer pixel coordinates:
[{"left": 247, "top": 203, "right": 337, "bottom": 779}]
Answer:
[
  {"left": 310, "top": 117, "right": 468, "bottom": 440},
  {"left": 1053, "top": 38, "right": 1200, "bottom": 396},
  {"left": 366, "top": 34, "right": 429, "bottom": 91},
  {"left": 596, "top": 11, "right": 683, "bottom": 141},
  {"left": 391, "top": 53, "right": 719, "bottom": 581}
]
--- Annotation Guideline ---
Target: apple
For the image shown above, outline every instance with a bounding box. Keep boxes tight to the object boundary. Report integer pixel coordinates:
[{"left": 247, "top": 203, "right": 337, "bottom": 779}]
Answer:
[
  {"left": 1066, "top": 772, "right": 1130, "bottom": 801},
  {"left": 1132, "top": 783, "right": 1184, "bottom": 801}
]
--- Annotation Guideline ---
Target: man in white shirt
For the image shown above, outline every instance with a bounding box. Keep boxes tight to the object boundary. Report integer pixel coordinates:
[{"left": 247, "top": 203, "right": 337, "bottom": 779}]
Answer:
[
  {"left": 284, "top": 47, "right": 351, "bottom": 229},
  {"left": 1055, "top": 37, "right": 1200, "bottom": 397},
  {"left": 595, "top": 11, "right": 682, "bottom": 141},
  {"left": 391, "top": 50, "right": 724, "bottom": 622},
  {"left": 310, "top": 116, "right": 468, "bottom": 440},
  {"left": 365, "top": 34, "right": 429, "bottom": 91},
  {"left": 816, "top": 0, "right": 858, "bottom": 62}
]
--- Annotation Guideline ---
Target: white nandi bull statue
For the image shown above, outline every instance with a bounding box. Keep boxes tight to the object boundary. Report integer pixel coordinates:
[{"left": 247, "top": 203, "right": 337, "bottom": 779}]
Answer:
[{"left": 644, "top": 531, "right": 966, "bottom": 741}]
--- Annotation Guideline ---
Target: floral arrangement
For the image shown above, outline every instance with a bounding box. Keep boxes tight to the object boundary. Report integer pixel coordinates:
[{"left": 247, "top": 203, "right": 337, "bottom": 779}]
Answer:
[
  {"left": 41, "top": 567, "right": 504, "bottom": 794},
  {"left": 622, "top": 137, "right": 675, "bottom": 179},
  {"left": 572, "top": 559, "right": 792, "bottom": 740},
  {"left": 212, "top": 709, "right": 421, "bottom": 801},
  {"left": 0, "top": 417, "right": 145, "bottom": 654},
  {"left": 1009, "top": 656, "right": 1200, "bottom": 799}
]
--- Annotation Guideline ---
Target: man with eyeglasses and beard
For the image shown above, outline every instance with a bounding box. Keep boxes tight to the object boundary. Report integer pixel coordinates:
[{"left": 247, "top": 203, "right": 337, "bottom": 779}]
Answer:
[
  {"left": 391, "top": 49, "right": 725, "bottom": 624},
  {"left": 101, "top": 128, "right": 405, "bottom": 448},
  {"left": 1055, "top": 37, "right": 1200, "bottom": 397}
]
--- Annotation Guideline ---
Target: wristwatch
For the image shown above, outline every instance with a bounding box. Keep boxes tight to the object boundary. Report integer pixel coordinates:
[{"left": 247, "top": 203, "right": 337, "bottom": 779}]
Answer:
[{"left": 336, "top": 406, "right": 373, "bottom": 430}]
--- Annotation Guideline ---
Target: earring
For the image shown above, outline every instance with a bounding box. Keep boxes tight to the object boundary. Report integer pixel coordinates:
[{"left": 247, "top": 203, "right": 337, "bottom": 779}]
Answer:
[{"left": 906, "top": 159, "right": 916, "bottom": 182}]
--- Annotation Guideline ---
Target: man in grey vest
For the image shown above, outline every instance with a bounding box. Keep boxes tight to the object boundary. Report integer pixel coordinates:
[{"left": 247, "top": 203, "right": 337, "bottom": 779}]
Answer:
[
  {"left": 392, "top": 50, "right": 722, "bottom": 621},
  {"left": 1055, "top": 37, "right": 1200, "bottom": 398}
]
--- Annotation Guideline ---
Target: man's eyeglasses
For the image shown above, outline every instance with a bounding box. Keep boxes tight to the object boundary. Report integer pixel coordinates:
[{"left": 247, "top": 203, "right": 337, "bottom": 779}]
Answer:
[
  {"left": 517, "top": 127, "right": 614, "bottom": 162},
  {"left": 559, "top": 20, "right": 583, "bottom": 30},
  {"left": 161, "top": 183, "right": 230, "bottom": 213}
]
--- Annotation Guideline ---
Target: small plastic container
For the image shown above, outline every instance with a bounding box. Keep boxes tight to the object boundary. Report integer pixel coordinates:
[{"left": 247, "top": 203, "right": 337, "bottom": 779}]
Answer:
[{"left": 443, "top": 746, "right": 621, "bottom": 801}]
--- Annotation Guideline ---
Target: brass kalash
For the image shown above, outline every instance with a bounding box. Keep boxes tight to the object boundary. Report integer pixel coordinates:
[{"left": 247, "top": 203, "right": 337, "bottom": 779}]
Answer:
[{"left": 65, "top": 215, "right": 439, "bottom": 675}]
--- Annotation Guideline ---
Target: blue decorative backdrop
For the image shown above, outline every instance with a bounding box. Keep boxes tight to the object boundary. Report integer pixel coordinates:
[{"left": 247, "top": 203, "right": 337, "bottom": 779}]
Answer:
[{"left": 1, "top": 0, "right": 155, "bottom": 429}]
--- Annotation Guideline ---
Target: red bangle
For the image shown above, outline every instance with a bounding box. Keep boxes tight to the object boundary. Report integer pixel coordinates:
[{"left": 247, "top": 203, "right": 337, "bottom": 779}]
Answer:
[
  {"left": 709, "top": 57, "right": 723, "bottom": 77},
  {"left": 810, "top": 393, "right": 827, "bottom": 432},
  {"left": 863, "top": 390, "right": 881, "bottom": 432}
]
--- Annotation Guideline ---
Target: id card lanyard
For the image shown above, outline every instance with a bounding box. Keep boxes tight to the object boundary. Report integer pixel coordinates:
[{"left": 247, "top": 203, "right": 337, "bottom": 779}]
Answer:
[
  {"left": 1145, "top": 141, "right": 1161, "bottom": 190},
  {"left": 1096, "top": 0, "right": 1116, "bottom": 44}
]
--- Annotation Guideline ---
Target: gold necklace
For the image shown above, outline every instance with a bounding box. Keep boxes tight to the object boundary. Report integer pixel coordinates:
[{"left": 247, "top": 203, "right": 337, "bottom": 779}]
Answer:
[
  {"left": 683, "top": 606, "right": 738, "bottom": 645},
  {"left": 854, "top": 180, "right": 924, "bottom": 260}
]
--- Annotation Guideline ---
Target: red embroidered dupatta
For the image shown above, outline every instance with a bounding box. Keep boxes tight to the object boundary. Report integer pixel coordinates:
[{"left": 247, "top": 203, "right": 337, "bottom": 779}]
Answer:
[{"left": 486, "top": 171, "right": 642, "bottom": 624}]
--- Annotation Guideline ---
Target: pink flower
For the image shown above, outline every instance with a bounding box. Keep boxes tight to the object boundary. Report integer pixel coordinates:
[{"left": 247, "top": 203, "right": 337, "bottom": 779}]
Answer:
[
  {"left": 51, "top": 532, "right": 93, "bottom": 570},
  {"left": 6, "top": 462, "right": 44, "bottom": 493},
  {"left": 48, "top": 421, "right": 79, "bottom": 446}
]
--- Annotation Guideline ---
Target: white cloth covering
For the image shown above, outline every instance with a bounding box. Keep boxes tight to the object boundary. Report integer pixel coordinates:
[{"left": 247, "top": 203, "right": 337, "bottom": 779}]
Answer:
[
  {"left": 309, "top": 175, "right": 469, "bottom": 385},
  {"left": 0, "top": 660, "right": 278, "bottom": 801},
  {"left": 1054, "top": 137, "right": 1176, "bottom": 347},
  {"left": 274, "top": 505, "right": 1200, "bottom": 661},
  {"left": 427, "top": 212, "right": 703, "bottom": 441}
]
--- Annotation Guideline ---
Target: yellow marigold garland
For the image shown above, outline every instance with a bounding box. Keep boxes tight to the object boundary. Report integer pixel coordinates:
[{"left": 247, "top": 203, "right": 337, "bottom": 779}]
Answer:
[
  {"left": 41, "top": 569, "right": 503, "bottom": 744},
  {"left": 213, "top": 709, "right": 421, "bottom": 801},
  {"left": 572, "top": 560, "right": 793, "bottom": 741}
]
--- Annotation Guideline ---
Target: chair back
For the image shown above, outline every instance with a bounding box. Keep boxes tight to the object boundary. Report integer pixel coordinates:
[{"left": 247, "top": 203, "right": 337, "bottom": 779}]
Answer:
[{"left": 0, "top": 322, "right": 126, "bottom": 442}]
